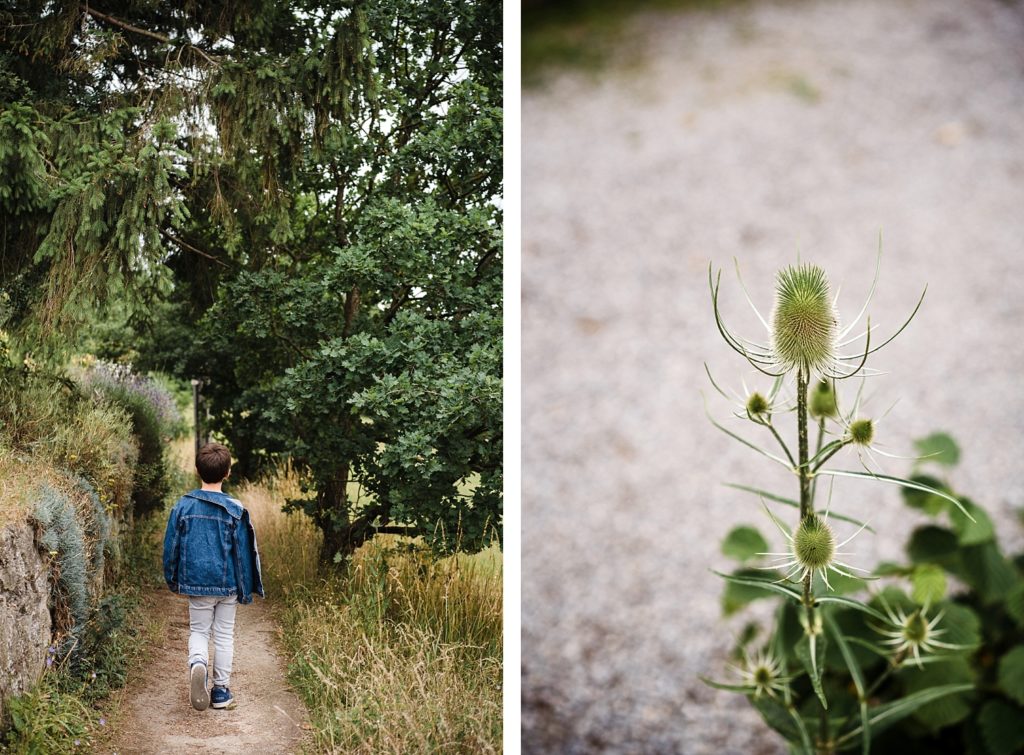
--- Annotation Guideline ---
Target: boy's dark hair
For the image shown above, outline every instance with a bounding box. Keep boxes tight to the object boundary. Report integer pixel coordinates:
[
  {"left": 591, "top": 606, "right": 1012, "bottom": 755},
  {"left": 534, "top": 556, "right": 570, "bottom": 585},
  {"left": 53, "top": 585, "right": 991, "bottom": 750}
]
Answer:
[{"left": 196, "top": 442, "right": 232, "bottom": 483}]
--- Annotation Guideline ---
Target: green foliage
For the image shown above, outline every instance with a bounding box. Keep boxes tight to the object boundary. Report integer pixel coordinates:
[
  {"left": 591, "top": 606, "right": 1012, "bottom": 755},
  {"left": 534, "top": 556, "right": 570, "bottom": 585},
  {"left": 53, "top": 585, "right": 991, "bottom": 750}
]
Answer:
[
  {"left": 914, "top": 432, "right": 961, "bottom": 467},
  {"left": 997, "top": 646, "right": 1024, "bottom": 707},
  {"left": 715, "top": 431, "right": 1024, "bottom": 753},
  {"left": 722, "top": 525, "right": 769, "bottom": 562},
  {"left": 978, "top": 699, "right": 1024, "bottom": 755}
]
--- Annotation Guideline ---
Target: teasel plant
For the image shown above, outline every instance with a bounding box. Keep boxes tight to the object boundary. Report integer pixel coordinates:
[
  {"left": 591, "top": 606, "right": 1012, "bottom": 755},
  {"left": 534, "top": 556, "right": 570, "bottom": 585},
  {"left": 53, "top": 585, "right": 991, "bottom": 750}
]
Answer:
[{"left": 701, "top": 249, "right": 977, "bottom": 754}]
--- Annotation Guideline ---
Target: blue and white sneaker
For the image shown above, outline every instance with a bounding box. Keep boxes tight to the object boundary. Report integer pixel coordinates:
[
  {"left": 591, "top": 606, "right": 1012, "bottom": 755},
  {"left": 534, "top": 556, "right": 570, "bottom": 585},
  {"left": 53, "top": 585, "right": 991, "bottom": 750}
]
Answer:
[
  {"left": 211, "top": 685, "right": 236, "bottom": 710},
  {"left": 189, "top": 661, "right": 210, "bottom": 711}
]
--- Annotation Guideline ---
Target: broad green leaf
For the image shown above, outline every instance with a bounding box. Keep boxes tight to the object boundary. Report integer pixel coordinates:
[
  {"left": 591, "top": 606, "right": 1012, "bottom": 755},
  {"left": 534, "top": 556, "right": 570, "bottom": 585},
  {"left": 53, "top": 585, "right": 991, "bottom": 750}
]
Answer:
[
  {"left": 949, "top": 497, "right": 995, "bottom": 546},
  {"left": 934, "top": 602, "right": 981, "bottom": 651},
  {"left": 795, "top": 633, "right": 828, "bottom": 709},
  {"left": 911, "top": 564, "right": 947, "bottom": 605},
  {"left": 900, "top": 473, "right": 952, "bottom": 516},
  {"left": 913, "top": 432, "right": 960, "bottom": 467},
  {"left": 813, "top": 569, "right": 868, "bottom": 596},
  {"left": 960, "top": 542, "right": 1018, "bottom": 605},
  {"left": 979, "top": 699, "right": 1024, "bottom": 755},
  {"left": 873, "top": 561, "right": 910, "bottom": 577},
  {"left": 997, "top": 646, "right": 1024, "bottom": 706},
  {"left": 720, "top": 568, "right": 790, "bottom": 615},
  {"left": 823, "top": 613, "right": 866, "bottom": 698},
  {"left": 817, "top": 469, "right": 974, "bottom": 522},
  {"left": 721, "top": 525, "right": 770, "bottom": 562},
  {"left": 900, "top": 656, "right": 973, "bottom": 732},
  {"left": 906, "top": 525, "right": 960, "bottom": 570},
  {"left": 1006, "top": 581, "right": 1024, "bottom": 628}
]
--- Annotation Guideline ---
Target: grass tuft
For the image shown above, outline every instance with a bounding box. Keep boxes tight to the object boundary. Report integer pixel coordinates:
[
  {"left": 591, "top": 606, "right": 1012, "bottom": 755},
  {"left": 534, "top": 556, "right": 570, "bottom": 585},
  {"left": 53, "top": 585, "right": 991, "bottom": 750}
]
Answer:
[{"left": 238, "top": 468, "right": 503, "bottom": 753}]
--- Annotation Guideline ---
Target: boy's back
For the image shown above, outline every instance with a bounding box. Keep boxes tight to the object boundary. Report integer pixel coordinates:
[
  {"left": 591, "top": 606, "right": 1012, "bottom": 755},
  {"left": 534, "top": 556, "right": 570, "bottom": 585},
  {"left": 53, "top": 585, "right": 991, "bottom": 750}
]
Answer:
[{"left": 162, "top": 443, "right": 263, "bottom": 711}]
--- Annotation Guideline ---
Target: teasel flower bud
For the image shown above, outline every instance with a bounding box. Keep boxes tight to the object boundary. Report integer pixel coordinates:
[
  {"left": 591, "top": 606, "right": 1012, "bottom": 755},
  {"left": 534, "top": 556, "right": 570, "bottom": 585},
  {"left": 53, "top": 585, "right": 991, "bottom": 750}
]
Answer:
[
  {"left": 848, "top": 418, "right": 874, "bottom": 446},
  {"left": 736, "top": 648, "right": 789, "bottom": 699},
  {"left": 872, "top": 600, "right": 967, "bottom": 669},
  {"left": 760, "top": 505, "right": 869, "bottom": 591},
  {"left": 808, "top": 379, "right": 838, "bottom": 419},
  {"left": 746, "top": 392, "right": 769, "bottom": 418},
  {"left": 771, "top": 265, "right": 838, "bottom": 374}
]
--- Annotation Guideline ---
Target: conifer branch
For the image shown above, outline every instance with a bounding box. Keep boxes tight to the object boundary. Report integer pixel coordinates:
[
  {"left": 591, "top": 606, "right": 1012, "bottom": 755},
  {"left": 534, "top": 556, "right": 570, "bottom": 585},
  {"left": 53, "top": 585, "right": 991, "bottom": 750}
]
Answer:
[{"left": 80, "top": 5, "right": 221, "bottom": 66}]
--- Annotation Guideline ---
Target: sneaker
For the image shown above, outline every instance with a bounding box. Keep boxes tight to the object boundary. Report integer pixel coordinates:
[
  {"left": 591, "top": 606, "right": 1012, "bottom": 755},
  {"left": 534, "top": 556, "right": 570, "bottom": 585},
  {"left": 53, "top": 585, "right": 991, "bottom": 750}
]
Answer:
[
  {"left": 189, "top": 661, "right": 210, "bottom": 711},
  {"left": 211, "top": 685, "right": 236, "bottom": 710}
]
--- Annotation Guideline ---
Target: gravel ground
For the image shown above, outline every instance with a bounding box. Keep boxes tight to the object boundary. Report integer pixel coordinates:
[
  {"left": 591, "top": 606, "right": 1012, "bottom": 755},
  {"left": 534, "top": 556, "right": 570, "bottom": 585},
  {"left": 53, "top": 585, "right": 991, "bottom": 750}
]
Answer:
[{"left": 521, "top": 1, "right": 1024, "bottom": 752}]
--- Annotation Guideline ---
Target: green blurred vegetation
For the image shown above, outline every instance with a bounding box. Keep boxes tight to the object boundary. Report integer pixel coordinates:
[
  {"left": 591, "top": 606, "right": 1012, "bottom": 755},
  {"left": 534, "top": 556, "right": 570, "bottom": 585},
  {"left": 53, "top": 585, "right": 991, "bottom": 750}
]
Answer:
[{"left": 523, "top": 0, "right": 744, "bottom": 84}]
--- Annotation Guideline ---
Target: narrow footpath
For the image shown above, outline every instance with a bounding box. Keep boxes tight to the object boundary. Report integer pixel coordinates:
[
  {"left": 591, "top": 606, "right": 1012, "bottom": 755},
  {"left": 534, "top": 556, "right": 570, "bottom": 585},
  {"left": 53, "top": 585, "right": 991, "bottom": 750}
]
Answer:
[{"left": 108, "top": 588, "right": 309, "bottom": 754}]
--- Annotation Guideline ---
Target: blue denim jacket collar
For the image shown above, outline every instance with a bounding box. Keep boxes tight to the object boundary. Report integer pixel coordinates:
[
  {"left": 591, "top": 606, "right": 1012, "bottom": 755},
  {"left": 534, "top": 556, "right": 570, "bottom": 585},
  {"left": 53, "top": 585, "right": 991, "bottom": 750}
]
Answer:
[{"left": 184, "top": 489, "right": 244, "bottom": 519}]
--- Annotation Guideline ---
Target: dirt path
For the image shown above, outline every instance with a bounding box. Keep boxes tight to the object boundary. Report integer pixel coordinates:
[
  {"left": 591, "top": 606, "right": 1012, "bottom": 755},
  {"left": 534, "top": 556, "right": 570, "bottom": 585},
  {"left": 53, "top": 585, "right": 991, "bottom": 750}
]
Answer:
[{"left": 108, "top": 589, "right": 309, "bottom": 754}]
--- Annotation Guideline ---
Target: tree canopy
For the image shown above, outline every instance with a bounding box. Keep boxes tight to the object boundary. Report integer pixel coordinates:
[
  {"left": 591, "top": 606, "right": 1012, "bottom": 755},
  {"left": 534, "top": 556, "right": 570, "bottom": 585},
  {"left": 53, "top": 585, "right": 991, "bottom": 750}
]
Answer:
[{"left": 1, "top": 0, "right": 503, "bottom": 562}]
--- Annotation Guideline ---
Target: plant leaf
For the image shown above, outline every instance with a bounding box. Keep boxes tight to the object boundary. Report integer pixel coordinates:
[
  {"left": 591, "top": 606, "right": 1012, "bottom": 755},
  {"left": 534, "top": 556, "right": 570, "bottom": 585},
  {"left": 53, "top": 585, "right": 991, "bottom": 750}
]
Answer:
[
  {"left": 722, "top": 525, "right": 770, "bottom": 562},
  {"left": 913, "top": 432, "right": 960, "bottom": 467},
  {"left": 949, "top": 497, "right": 994, "bottom": 546},
  {"left": 814, "top": 595, "right": 888, "bottom": 623},
  {"left": 698, "top": 676, "right": 756, "bottom": 693},
  {"left": 815, "top": 469, "right": 975, "bottom": 522},
  {"left": 960, "top": 542, "right": 1018, "bottom": 605},
  {"left": 910, "top": 564, "right": 947, "bottom": 606},
  {"left": 900, "top": 656, "right": 973, "bottom": 733},
  {"left": 720, "top": 568, "right": 789, "bottom": 615},
  {"left": 906, "top": 526, "right": 960, "bottom": 570},
  {"left": 836, "top": 684, "right": 975, "bottom": 745},
  {"left": 795, "top": 633, "right": 828, "bottom": 709},
  {"left": 997, "top": 646, "right": 1024, "bottom": 706},
  {"left": 823, "top": 612, "right": 870, "bottom": 753},
  {"left": 713, "top": 570, "right": 803, "bottom": 602},
  {"left": 900, "top": 474, "right": 952, "bottom": 517},
  {"left": 979, "top": 699, "right": 1024, "bottom": 755},
  {"left": 1006, "top": 581, "right": 1024, "bottom": 628}
]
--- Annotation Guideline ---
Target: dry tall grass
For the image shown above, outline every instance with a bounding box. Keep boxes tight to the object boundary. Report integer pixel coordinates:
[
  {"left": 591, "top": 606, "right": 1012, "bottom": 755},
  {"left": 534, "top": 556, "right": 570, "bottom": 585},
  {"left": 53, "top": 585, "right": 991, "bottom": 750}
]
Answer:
[{"left": 233, "top": 471, "right": 503, "bottom": 754}]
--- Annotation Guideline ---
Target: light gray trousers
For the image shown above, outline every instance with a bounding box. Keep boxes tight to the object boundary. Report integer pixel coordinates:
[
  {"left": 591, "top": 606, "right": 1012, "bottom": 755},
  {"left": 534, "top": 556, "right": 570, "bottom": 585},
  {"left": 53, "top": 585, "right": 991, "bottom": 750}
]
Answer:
[{"left": 187, "top": 595, "right": 238, "bottom": 687}]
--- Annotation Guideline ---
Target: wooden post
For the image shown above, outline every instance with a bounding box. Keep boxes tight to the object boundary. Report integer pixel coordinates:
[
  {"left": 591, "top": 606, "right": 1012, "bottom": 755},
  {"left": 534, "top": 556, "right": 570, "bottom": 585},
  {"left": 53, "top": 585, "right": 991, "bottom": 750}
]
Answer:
[{"left": 191, "top": 378, "right": 201, "bottom": 458}]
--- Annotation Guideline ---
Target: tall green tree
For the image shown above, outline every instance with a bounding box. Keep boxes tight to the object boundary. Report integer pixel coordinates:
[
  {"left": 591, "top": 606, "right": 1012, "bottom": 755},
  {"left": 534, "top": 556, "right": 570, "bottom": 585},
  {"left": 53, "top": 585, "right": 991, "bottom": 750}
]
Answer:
[{"left": 1, "top": 1, "right": 502, "bottom": 563}]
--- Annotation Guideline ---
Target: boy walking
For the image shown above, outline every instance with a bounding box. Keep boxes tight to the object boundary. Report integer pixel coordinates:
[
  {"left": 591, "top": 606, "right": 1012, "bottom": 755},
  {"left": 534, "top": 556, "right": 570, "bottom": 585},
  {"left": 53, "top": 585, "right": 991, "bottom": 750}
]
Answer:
[{"left": 162, "top": 442, "right": 264, "bottom": 711}]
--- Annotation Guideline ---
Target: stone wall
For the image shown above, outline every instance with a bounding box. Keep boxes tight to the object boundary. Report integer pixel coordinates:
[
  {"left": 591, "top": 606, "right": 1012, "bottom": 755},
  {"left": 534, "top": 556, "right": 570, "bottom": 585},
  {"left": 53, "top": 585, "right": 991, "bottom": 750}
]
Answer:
[{"left": 0, "top": 521, "right": 50, "bottom": 718}]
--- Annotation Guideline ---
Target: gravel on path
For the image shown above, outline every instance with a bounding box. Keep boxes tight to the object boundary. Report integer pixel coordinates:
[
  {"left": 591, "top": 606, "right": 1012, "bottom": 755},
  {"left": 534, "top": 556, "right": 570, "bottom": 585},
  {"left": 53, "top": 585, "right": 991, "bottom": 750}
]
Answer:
[{"left": 522, "top": 1, "right": 1024, "bottom": 752}]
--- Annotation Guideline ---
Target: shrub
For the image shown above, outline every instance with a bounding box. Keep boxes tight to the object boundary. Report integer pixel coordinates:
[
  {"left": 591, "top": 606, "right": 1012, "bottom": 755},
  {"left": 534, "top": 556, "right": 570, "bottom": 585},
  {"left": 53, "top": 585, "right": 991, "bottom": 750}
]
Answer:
[{"left": 74, "top": 359, "right": 181, "bottom": 516}]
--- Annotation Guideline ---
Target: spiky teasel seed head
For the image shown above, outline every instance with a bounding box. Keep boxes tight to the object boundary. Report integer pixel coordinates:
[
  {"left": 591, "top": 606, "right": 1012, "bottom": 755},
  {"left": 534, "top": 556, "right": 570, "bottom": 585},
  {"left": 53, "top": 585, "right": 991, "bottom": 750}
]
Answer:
[
  {"left": 794, "top": 515, "right": 835, "bottom": 571},
  {"left": 808, "top": 379, "right": 838, "bottom": 419},
  {"left": 771, "top": 264, "right": 837, "bottom": 373},
  {"left": 848, "top": 418, "right": 874, "bottom": 446},
  {"left": 746, "top": 392, "right": 769, "bottom": 417}
]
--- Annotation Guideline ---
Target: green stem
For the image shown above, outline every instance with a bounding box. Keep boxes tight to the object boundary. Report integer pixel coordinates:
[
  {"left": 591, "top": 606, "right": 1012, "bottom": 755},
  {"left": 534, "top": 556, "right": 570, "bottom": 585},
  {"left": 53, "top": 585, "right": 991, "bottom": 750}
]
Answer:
[
  {"left": 810, "top": 417, "right": 825, "bottom": 504},
  {"left": 797, "top": 368, "right": 811, "bottom": 520},
  {"left": 797, "top": 367, "right": 816, "bottom": 632}
]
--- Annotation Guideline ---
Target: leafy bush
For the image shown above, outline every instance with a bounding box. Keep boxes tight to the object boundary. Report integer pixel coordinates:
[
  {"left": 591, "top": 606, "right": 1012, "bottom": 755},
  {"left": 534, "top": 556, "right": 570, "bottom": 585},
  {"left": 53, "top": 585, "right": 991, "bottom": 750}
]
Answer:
[{"left": 74, "top": 358, "right": 182, "bottom": 516}]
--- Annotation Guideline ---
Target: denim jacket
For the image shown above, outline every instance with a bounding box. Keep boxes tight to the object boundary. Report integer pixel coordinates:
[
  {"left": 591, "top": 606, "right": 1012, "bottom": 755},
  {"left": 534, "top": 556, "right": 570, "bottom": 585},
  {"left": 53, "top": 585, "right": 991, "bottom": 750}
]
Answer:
[{"left": 162, "top": 490, "right": 264, "bottom": 604}]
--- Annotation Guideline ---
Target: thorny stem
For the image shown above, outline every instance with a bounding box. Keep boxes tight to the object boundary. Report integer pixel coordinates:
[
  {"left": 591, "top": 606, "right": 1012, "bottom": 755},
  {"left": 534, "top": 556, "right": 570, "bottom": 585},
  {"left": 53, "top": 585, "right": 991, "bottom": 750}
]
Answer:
[
  {"left": 797, "top": 368, "right": 811, "bottom": 520},
  {"left": 796, "top": 367, "right": 817, "bottom": 645}
]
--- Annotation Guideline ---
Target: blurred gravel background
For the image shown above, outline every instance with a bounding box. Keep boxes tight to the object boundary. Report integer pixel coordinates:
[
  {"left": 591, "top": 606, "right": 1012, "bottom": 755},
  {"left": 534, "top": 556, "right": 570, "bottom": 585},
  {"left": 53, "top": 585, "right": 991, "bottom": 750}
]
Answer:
[{"left": 521, "top": 0, "right": 1024, "bottom": 752}]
